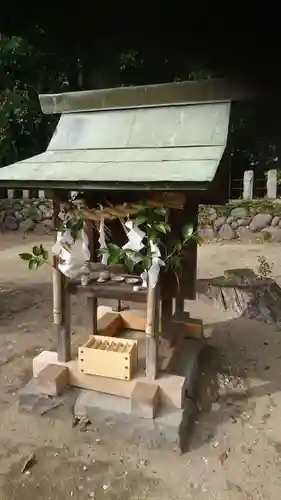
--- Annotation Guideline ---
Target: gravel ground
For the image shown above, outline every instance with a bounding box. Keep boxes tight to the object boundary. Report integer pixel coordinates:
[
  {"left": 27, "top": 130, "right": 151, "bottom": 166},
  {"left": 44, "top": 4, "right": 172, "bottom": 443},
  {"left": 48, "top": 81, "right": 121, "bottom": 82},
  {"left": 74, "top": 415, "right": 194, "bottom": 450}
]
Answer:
[{"left": 1, "top": 234, "right": 281, "bottom": 499}]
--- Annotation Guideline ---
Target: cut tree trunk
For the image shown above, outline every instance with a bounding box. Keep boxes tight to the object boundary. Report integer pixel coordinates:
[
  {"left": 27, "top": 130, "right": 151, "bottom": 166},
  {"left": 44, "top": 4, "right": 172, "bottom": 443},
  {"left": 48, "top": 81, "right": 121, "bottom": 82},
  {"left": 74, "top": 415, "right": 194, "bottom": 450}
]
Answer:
[{"left": 197, "top": 268, "right": 281, "bottom": 324}]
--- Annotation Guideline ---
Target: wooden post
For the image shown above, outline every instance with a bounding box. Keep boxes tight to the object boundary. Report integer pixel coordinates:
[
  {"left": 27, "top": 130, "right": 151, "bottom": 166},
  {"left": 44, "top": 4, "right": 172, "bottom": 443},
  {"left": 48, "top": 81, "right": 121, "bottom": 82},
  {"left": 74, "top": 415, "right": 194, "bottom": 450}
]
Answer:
[
  {"left": 57, "top": 274, "right": 71, "bottom": 362},
  {"left": 52, "top": 194, "right": 71, "bottom": 362},
  {"left": 85, "top": 220, "right": 98, "bottom": 335},
  {"left": 175, "top": 298, "right": 184, "bottom": 317},
  {"left": 145, "top": 281, "right": 159, "bottom": 380}
]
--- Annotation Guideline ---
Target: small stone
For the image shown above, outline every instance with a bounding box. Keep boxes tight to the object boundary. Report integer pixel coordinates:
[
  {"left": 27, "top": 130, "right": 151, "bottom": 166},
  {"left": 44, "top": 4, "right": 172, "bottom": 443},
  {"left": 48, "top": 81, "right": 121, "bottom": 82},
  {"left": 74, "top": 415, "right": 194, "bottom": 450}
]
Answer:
[
  {"left": 102, "top": 485, "right": 109, "bottom": 491},
  {"left": 213, "top": 216, "right": 226, "bottom": 231},
  {"left": 249, "top": 213, "right": 272, "bottom": 231},
  {"left": 5, "top": 215, "right": 18, "bottom": 230},
  {"left": 33, "top": 208, "right": 44, "bottom": 221},
  {"left": 19, "top": 218, "right": 35, "bottom": 233},
  {"left": 199, "top": 227, "right": 215, "bottom": 241},
  {"left": 208, "top": 207, "right": 217, "bottom": 221},
  {"left": 139, "top": 459, "right": 148, "bottom": 466},
  {"left": 226, "top": 216, "right": 234, "bottom": 224},
  {"left": 89, "top": 493, "right": 95, "bottom": 498},
  {"left": 231, "top": 206, "right": 248, "bottom": 218},
  {"left": 231, "top": 221, "right": 238, "bottom": 229},
  {"left": 261, "top": 227, "right": 281, "bottom": 242},
  {"left": 236, "top": 226, "right": 253, "bottom": 242},
  {"left": 218, "top": 223, "right": 236, "bottom": 240},
  {"left": 271, "top": 216, "right": 279, "bottom": 226},
  {"left": 15, "top": 211, "right": 23, "bottom": 220},
  {"left": 237, "top": 217, "right": 251, "bottom": 226}
]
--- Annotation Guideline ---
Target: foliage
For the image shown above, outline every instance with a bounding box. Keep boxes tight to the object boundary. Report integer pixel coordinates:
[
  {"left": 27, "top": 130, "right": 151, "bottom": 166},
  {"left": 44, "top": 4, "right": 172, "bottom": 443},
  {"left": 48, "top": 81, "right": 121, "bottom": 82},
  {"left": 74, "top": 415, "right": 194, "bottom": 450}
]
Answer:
[
  {"left": 20, "top": 206, "right": 201, "bottom": 282},
  {"left": 0, "top": 35, "right": 67, "bottom": 169},
  {"left": 257, "top": 255, "right": 273, "bottom": 279},
  {"left": 19, "top": 245, "right": 49, "bottom": 270},
  {"left": 98, "top": 206, "right": 201, "bottom": 277}
]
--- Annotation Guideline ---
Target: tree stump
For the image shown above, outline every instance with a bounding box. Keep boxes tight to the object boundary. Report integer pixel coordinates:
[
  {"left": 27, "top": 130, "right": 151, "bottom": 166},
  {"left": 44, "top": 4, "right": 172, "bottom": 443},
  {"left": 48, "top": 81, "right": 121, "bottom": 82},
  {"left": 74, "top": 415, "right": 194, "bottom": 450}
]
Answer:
[{"left": 196, "top": 268, "right": 281, "bottom": 324}]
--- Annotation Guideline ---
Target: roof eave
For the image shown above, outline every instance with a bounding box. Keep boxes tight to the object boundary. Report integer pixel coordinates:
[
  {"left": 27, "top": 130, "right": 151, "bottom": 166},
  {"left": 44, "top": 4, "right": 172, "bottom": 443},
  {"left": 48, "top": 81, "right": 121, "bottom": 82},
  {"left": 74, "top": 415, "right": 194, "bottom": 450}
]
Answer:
[
  {"left": 39, "top": 78, "right": 249, "bottom": 115},
  {"left": 0, "top": 179, "right": 210, "bottom": 192}
]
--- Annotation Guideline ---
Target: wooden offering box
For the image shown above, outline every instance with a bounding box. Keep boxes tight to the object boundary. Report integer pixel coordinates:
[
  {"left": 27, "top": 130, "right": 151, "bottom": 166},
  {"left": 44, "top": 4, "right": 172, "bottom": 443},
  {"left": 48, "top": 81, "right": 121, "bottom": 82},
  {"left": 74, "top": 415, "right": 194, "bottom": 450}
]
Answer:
[{"left": 78, "top": 335, "right": 138, "bottom": 380}]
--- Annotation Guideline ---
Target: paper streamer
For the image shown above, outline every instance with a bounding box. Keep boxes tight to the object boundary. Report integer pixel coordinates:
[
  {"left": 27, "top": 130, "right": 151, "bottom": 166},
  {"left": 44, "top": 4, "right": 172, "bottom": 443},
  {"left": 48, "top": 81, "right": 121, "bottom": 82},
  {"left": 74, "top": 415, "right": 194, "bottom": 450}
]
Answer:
[
  {"left": 98, "top": 219, "right": 108, "bottom": 265},
  {"left": 148, "top": 241, "right": 165, "bottom": 288}
]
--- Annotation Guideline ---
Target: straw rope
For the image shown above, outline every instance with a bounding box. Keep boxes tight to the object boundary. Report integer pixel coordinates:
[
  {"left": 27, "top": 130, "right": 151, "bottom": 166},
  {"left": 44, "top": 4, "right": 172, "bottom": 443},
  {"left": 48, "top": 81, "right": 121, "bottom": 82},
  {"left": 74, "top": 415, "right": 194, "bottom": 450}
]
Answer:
[{"left": 61, "top": 192, "right": 185, "bottom": 222}]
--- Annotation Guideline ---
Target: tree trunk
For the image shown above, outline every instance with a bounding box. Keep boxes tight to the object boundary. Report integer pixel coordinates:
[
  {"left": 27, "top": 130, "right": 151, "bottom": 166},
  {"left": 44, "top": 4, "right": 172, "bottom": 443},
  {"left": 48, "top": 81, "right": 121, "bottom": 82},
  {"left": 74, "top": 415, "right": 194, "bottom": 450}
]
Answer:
[{"left": 197, "top": 269, "right": 281, "bottom": 324}]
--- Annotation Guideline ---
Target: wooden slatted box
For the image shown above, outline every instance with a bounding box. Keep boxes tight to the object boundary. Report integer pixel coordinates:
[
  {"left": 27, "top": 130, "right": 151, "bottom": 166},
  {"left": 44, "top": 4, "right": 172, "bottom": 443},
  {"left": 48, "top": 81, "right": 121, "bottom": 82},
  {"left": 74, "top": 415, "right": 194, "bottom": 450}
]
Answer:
[{"left": 78, "top": 335, "right": 138, "bottom": 380}]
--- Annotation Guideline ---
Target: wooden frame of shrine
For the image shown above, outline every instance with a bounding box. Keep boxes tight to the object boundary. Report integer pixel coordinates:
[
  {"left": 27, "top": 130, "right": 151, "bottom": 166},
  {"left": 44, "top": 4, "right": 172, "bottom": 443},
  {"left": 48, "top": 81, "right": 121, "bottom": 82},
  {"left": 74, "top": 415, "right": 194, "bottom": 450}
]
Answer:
[{"left": 0, "top": 79, "right": 236, "bottom": 431}]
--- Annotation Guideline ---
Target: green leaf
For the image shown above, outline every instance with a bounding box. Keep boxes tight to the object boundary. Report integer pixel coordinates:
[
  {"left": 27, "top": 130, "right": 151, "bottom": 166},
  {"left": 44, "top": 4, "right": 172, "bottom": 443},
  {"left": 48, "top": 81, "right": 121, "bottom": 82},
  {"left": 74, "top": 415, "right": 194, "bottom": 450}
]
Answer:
[
  {"left": 124, "top": 258, "right": 135, "bottom": 274},
  {"left": 108, "top": 253, "right": 121, "bottom": 265},
  {"left": 19, "top": 252, "right": 32, "bottom": 261},
  {"left": 28, "top": 258, "right": 37, "bottom": 270},
  {"left": 32, "top": 245, "right": 41, "bottom": 256},
  {"left": 107, "top": 243, "right": 122, "bottom": 255},
  {"left": 155, "top": 222, "right": 171, "bottom": 234},
  {"left": 154, "top": 207, "right": 167, "bottom": 216},
  {"left": 182, "top": 223, "right": 194, "bottom": 240},
  {"left": 42, "top": 249, "right": 49, "bottom": 261},
  {"left": 133, "top": 215, "right": 147, "bottom": 226}
]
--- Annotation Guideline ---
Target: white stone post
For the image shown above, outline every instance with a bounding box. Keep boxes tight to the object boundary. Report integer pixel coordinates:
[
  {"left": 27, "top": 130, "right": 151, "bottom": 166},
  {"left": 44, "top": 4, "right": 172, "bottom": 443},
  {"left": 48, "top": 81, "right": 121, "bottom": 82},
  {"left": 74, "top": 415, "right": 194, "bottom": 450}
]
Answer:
[
  {"left": 266, "top": 169, "right": 277, "bottom": 199},
  {"left": 243, "top": 170, "right": 254, "bottom": 199}
]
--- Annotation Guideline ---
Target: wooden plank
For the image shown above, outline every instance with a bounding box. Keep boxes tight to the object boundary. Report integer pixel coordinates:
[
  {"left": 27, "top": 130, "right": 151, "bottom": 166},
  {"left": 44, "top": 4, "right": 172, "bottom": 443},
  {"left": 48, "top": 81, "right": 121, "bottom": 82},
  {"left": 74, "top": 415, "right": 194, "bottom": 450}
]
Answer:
[
  {"left": 33, "top": 350, "right": 186, "bottom": 408},
  {"left": 69, "top": 280, "right": 147, "bottom": 303},
  {"left": 120, "top": 309, "right": 146, "bottom": 331},
  {"left": 96, "top": 312, "right": 124, "bottom": 337},
  {"left": 87, "top": 297, "right": 98, "bottom": 335}
]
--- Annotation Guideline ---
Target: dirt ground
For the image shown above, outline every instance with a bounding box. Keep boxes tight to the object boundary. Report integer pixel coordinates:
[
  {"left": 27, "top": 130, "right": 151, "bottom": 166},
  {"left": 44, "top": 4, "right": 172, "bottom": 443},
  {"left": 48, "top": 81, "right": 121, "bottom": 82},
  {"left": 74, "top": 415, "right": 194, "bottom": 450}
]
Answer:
[{"left": 1, "top": 234, "right": 281, "bottom": 499}]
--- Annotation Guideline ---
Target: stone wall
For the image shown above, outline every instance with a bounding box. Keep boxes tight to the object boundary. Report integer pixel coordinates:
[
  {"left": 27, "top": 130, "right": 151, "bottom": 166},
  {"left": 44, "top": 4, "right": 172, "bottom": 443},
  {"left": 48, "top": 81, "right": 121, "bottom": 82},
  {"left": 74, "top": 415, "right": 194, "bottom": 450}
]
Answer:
[
  {"left": 0, "top": 198, "right": 53, "bottom": 235},
  {"left": 2, "top": 198, "right": 281, "bottom": 243},
  {"left": 199, "top": 200, "right": 281, "bottom": 242}
]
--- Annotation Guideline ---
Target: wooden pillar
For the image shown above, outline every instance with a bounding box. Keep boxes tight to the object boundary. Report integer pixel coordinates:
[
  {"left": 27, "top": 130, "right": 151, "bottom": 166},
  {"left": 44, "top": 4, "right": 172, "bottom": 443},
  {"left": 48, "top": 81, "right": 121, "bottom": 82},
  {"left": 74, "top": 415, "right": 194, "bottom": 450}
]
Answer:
[
  {"left": 160, "top": 297, "right": 173, "bottom": 342},
  {"left": 52, "top": 194, "right": 71, "bottom": 362},
  {"left": 145, "top": 281, "right": 160, "bottom": 380},
  {"left": 175, "top": 298, "right": 184, "bottom": 317},
  {"left": 85, "top": 220, "right": 98, "bottom": 335}
]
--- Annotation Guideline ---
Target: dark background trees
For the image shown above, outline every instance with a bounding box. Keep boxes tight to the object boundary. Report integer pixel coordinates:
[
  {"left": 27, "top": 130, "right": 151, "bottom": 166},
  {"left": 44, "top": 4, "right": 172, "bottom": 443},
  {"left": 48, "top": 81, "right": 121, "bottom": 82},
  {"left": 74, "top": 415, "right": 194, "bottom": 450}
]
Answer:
[{"left": 0, "top": 4, "right": 281, "bottom": 197}]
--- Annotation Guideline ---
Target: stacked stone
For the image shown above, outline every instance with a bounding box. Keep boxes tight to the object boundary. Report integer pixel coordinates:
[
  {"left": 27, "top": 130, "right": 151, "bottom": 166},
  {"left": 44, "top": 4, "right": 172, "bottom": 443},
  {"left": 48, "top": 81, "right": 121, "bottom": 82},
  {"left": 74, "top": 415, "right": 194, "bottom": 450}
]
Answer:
[
  {"left": 0, "top": 199, "right": 53, "bottom": 234},
  {"left": 199, "top": 206, "right": 281, "bottom": 242}
]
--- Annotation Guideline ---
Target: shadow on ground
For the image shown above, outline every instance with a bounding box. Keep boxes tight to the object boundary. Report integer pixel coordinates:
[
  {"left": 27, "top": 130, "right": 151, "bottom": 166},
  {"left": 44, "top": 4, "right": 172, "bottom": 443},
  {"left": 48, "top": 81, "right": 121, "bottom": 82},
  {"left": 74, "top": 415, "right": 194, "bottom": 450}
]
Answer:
[{"left": 190, "top": 316, "right": 281, "bottom": 450}]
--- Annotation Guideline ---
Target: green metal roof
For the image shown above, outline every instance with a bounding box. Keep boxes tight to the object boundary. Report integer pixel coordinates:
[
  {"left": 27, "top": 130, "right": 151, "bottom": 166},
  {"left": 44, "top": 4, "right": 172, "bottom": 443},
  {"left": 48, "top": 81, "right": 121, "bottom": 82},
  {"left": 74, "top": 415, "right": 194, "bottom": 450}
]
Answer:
[{"left": 0, "top": 83, "right": 231, "bottom": 191}]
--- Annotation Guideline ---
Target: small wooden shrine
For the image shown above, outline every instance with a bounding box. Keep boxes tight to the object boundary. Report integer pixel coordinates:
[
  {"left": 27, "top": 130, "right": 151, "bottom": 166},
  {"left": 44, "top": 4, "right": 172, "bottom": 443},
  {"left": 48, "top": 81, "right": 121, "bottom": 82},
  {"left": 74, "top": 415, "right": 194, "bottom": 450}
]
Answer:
[{"left": 0, "top": 80, "right": 233, "bottom": 444}]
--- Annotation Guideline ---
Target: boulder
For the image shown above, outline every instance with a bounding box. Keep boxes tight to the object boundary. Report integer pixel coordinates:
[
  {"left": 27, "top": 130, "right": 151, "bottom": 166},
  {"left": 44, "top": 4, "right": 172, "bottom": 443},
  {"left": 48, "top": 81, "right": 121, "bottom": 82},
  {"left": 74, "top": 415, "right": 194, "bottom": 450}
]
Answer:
[
  {"left": 249, "top": 213, "right": 272, "bottom": 232},
  {"left": 218, "top": 223, "right": 236, "bottom": 240},
  {"left": 261, "top": 227, "right": 281, "bottom": 242},
  {"left": 271, "top": 216, "right": 279, "bottom": 227},
  {"left": 213, "top": 216, "right": 226, "bottom": 231},
  {"left": 198, "top": 226, "right": 215, "bottom": 241},
  {"left": 226, "top": 216, "right": 234, "bottom": 224},
  {"left": 237, "top": 217, "right": 251, "bottom": 226},
  {"left": 19, "top": 218, "right": 36, "bottom": 233},
  {"left": 236, "top": 226, "right": 253, "bottom": 243},
  {"left": 231, "top": 206, "right": 248, "bottom": 218},
  {"left": 5, "top": 215, "right": 18, "bottom": 230}
]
